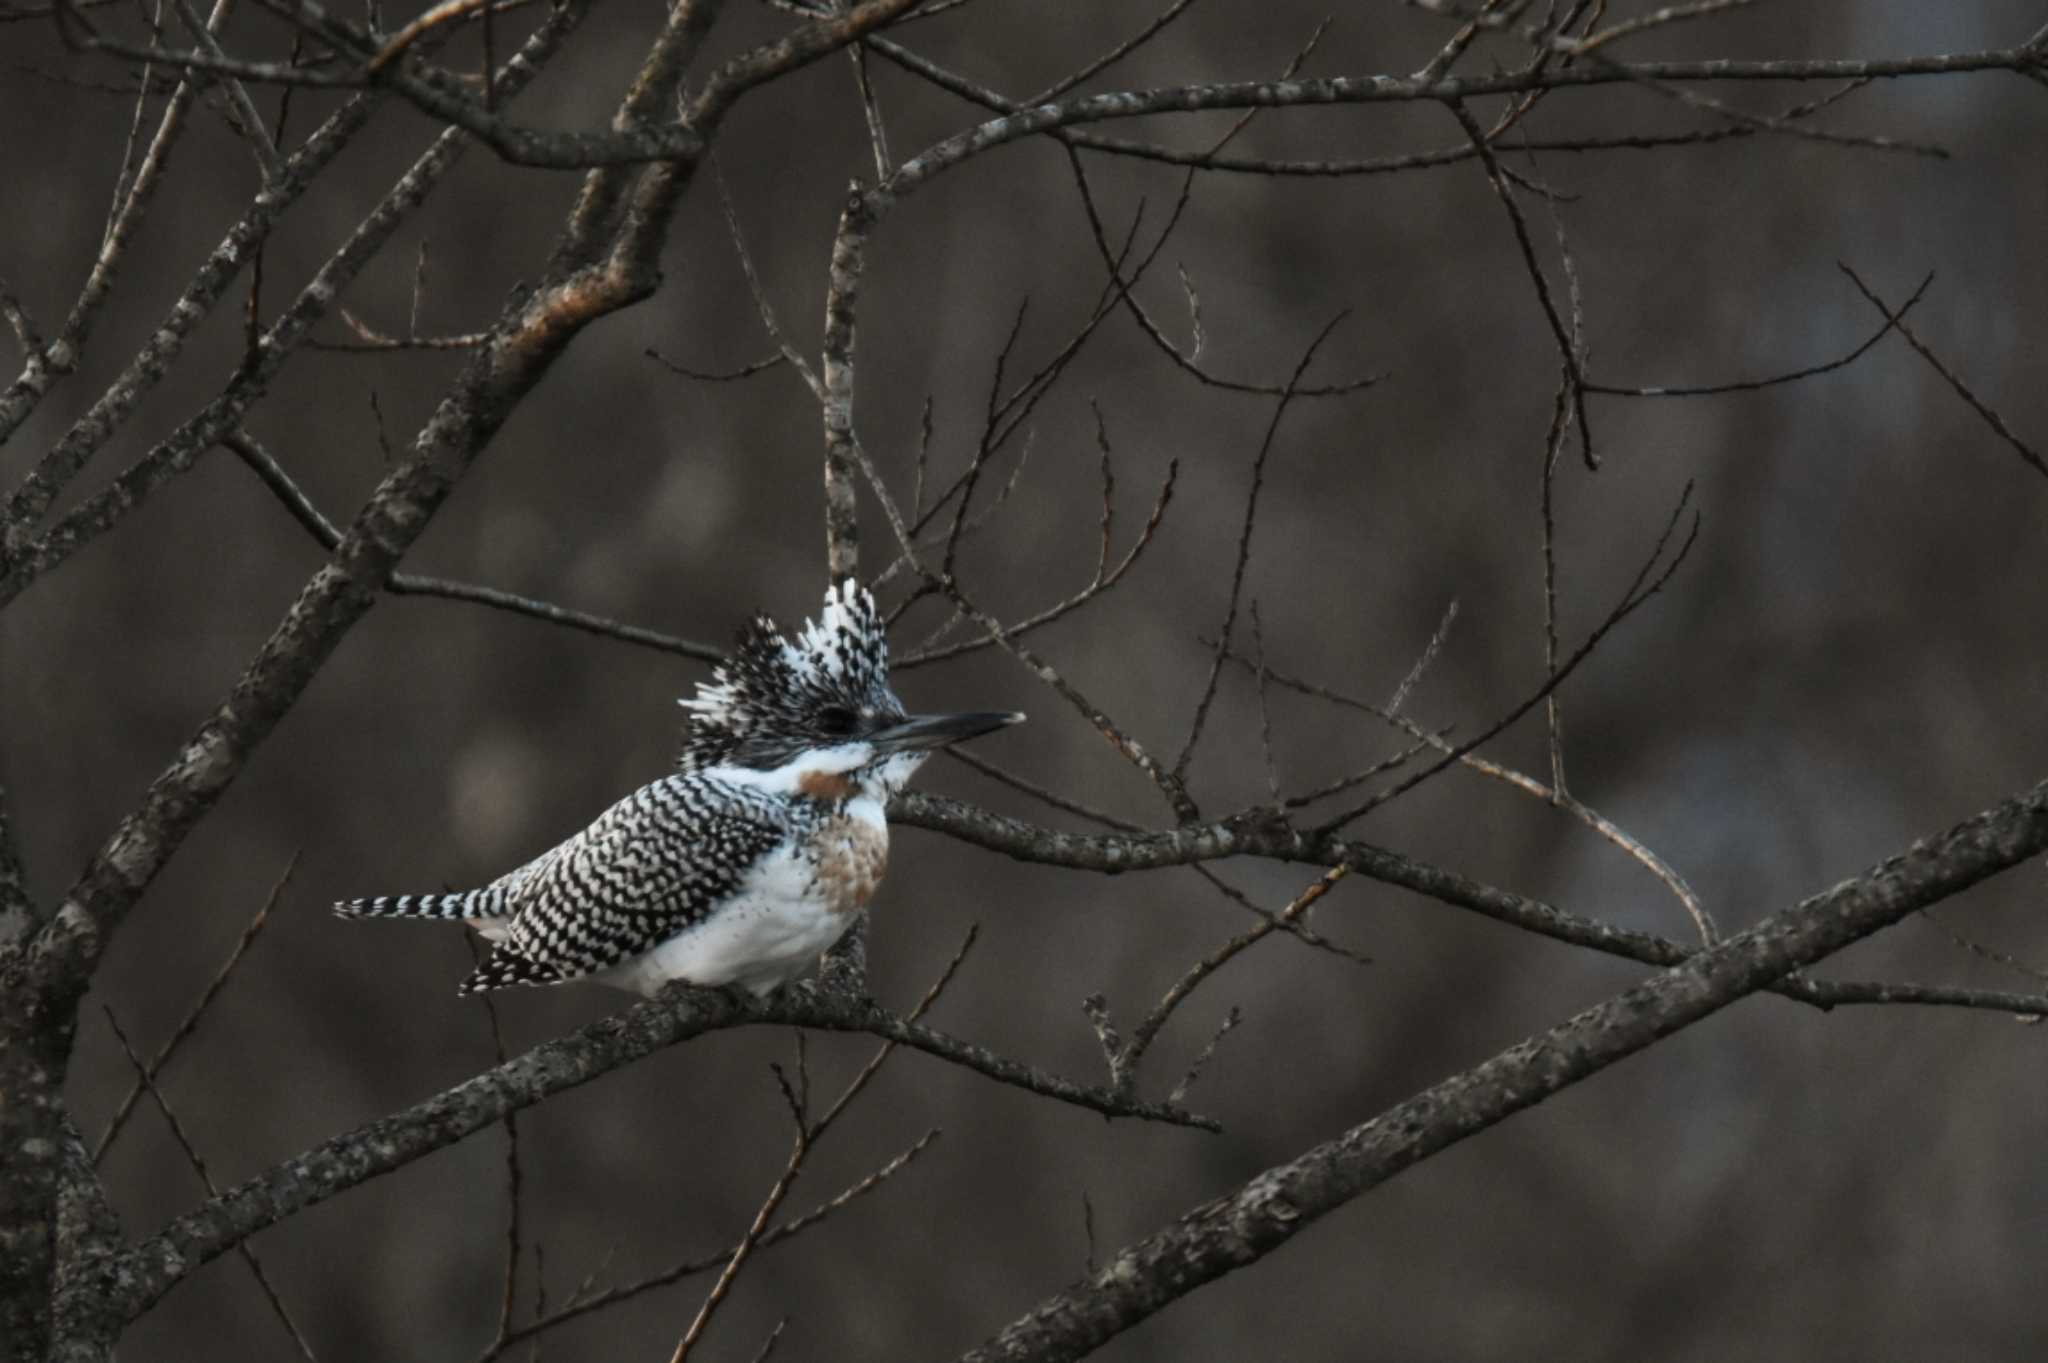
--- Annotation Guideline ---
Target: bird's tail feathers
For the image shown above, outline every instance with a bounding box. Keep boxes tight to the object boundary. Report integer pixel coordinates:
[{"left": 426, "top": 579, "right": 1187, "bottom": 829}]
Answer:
[{"left": 333, "top": 887, "right": 502, "bottom": 922}]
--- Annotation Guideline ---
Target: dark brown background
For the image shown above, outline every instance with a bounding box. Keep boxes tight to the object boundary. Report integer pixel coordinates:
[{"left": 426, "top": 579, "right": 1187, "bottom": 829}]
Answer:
[{"left": 4, "top": 1, "right": 2047, "bottom": 1358}]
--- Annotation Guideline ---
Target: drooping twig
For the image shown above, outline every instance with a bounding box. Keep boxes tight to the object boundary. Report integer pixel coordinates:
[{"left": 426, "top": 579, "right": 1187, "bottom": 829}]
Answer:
[
  {"left": 647, "top": 347, "right": 788, "bottom": 383},
  {"left": 715, "top": 157, "right": 824, "bottom": 398},
  {"left": 1585, "top": 269, "right": 1932, "bottom": 397},
  {"left": 1919, "top": 909, "right": 2048, "bottom": 990}
]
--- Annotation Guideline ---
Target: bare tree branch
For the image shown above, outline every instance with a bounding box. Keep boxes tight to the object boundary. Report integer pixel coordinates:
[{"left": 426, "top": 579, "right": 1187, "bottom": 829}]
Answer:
[
  {"left": 74, "top": 982, "right": 1211, "bottom": 1332},
  {"left": 959, "top": 775, "right": 2048, "bottom": 1361},
  {"left": 892, "top": 791, "right": 2048, "bottom": 1019},
  {"left": 1838, "top": 263, "right": 2048, "bottom": 483}
]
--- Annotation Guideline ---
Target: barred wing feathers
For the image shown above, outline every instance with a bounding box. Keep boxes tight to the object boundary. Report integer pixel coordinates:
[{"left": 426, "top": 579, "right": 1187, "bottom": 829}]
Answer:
[{"left": 459, "top": 775, "right": 791, "bottom": 994}]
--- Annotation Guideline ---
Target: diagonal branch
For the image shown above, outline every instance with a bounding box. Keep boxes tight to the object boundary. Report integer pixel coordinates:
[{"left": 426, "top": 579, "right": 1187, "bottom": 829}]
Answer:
[
  {"left": 958, "top": 775, "right": 2048, "bottom": 1362},
  {"left": 221, "top": 432, "right": 722, "bottom": 661},
  {"left": 890, "top": 791, "right": 2048, "bottom": 1018},
  {"left": 1837, "top": 263, "right": 2048, "bottom": 483},
  {"left": 1174, "top": 315, "right": 1350, "bottom": 790},
  {"left": 1445, "top": 97, "right": 1595, "bottom": 468},
  {"left": 78, "top": 984, "right": 1211, "bottom": 1330}
]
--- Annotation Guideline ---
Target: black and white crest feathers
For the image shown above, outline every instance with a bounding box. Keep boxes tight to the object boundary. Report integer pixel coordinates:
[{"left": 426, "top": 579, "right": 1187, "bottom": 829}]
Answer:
[{"left": 678, "top": 580, "right": 897, "bottom": 772}]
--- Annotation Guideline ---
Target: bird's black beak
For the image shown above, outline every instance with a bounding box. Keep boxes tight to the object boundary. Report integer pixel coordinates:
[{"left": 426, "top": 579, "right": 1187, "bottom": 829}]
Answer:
[{"left": 867, "top": 710, "right": 1024, "bottom": 755}]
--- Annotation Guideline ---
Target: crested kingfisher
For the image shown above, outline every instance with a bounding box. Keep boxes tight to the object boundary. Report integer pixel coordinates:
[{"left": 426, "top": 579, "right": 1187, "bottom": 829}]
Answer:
[{"left": 335, "top": 581, "right": 1022, "bottom": 997}]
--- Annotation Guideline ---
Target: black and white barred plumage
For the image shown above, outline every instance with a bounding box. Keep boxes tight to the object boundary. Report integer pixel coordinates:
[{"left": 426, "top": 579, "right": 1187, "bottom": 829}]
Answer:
[{"left": 336, "top": 581, "right": 1021, "bottom": 997}]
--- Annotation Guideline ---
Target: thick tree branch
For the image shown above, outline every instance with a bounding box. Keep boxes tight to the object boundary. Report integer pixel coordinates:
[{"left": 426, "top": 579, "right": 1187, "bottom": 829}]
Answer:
[
  {"left": 64, "top": 34, "right": 2047, "bottom": 169},
  {"left": 890, "top": 791, "right": 2048, "bottom": 1018},
  {"left": 958, "top": 776, "right": 2048, "bottom": 1362},
  {"left": 2, "top": 10, "right": 697, "bottom": 1356},
  {"left": 73, "top": 982, "right": 1209, "bottom": 1329}
]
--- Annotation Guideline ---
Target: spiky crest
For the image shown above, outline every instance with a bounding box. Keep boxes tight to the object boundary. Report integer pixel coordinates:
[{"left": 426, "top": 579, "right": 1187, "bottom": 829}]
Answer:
[{"left": 678, "top": 579, "right": 898, "bottom": 772}]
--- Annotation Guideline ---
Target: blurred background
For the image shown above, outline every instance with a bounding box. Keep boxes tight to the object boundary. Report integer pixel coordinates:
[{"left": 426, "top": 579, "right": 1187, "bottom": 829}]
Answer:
[{"left": 5, "top": 1, "right": 2048, "bottom": 1358}]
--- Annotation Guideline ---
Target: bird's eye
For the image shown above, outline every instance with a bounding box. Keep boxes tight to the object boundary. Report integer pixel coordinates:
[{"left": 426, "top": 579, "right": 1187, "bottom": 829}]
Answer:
[{"left": 817, "top": 706, "right": 858, "bottom": 737}]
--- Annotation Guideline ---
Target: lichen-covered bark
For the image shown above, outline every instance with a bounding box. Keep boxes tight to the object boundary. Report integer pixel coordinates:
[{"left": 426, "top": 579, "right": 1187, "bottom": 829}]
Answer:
[{"left": 0, "top": 975, "right": 71, "bottom": 1363}]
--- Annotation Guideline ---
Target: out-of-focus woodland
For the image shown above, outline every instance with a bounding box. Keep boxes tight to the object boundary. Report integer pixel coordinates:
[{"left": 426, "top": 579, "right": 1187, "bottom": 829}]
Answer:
[{"left": 3, "top": 2, "right": 2047, "bottom": 1360}]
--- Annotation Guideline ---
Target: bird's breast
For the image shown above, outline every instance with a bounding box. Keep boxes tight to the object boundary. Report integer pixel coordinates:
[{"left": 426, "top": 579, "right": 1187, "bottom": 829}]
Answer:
[{"left": 808, "top": 814, "right": 889, "bottom": 917}]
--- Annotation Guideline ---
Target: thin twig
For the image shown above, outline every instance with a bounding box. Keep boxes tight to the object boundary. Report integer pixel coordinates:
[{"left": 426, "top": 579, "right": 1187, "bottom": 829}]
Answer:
[
  {"left": 93, "top": 852, "right": 298, "bottom": 1163},
  {"left": 715, "top": 157, "right": 824, "bottom": 398},
  {"left": 484, "top": 1132, "right": 941, "bottom": 1358},
  {"left": 1175, "top": 315, "right": 1350, "bottom": 789},
  {"left": 1123, "top": 866, "right": 1353, "bottom": 1092},
  {"left": 667, "top": 1095, "right": 807, "bottom": 1363},
  {"left": 849, "top": 42, "right": 891, "bottom": 180},
  {"left": 1838, "top": 263, "right": 2048, "bottom": 482},
  {"left": 1581, "top": 48, "right": 1949, "bottom": 157},
  {"left": 1585, "top": 269, "right": 1932, "bottom": 396},
  {"left": 221, "top": 432, "right": 725, "bottom": 661},
  {"left": 1192, "top": 865, "right": 1372, "bottom": 963},
  {"left": 1228, "top": 652, "right": 1717, "bottom": 943},
  {"left": 647, "top": 347, "right": 788, "bottom": 382},
  {"left": 1317, "top": 480, "right": 1701, "bottom": 832},
  {"left": 466, "top": 937, "right": 525, "bottom": 1352},
  {"left": 1920, "top": 909, "right": 2048, "bottom": 987},
  {"left": 1446, "top": 96, "right": 1596, "bottom": 468},
  {"left": 100, "top": 1007, "right": 320, "bottom": 1361},
  {"left": 1387, "top": 599, "right": 1459, "bottom": 718},
  {"left": 1562, "top": 0, "right": 1758, "bottom": 57}
]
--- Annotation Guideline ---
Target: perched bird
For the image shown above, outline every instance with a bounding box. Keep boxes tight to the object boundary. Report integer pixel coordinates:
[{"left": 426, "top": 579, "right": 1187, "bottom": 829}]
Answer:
[{"left": 335, "top": 581, "right": 1021, "bottom": 997}]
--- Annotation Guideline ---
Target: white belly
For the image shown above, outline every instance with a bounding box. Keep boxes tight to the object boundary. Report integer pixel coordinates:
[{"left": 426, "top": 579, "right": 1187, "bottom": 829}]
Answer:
[{"left": 593, "top": 842, "right": 863, "bottom": 998}]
